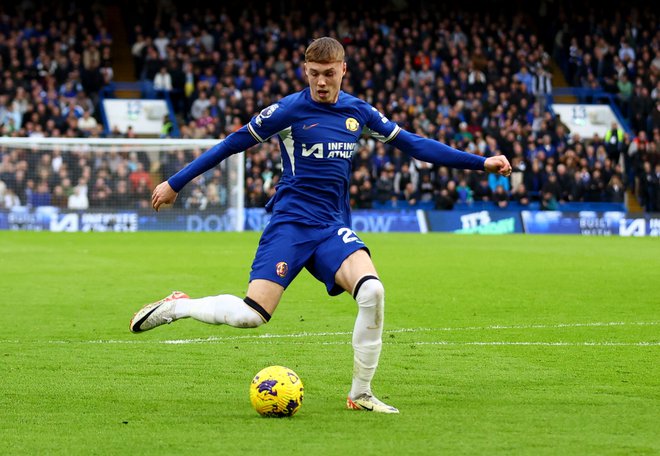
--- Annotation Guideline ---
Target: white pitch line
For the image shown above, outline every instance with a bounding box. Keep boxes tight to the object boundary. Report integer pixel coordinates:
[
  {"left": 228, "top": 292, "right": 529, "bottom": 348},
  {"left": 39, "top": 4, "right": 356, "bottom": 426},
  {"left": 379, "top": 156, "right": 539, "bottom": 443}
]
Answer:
[
  {"left": 414, "top": 341, "right": 660, "bottom": 347},
  {"left": 2, "top": 339, "right": 659, "bottom": 347},
  {"left": 162, "top": 340, "right": 660, "bottom": 347},
  {"left": 0, "top": 321, "right": 656, "bottom": 345},
  {"left": 159, "top": 320, "right": 660, "bottom": 344}
]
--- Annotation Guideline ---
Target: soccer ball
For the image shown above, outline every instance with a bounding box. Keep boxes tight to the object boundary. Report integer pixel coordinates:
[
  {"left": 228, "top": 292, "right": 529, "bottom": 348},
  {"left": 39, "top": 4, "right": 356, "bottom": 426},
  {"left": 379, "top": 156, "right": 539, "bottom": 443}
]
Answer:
[{"left": 249, "top": 365, "right": 304, "bottom": 417}]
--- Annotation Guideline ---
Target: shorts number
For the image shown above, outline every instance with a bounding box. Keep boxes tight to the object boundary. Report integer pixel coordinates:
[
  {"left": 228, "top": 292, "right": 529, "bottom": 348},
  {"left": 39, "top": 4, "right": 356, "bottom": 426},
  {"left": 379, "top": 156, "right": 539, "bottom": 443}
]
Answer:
[{"left": 337, "top": 227, "right": 359, "bottom": 243}]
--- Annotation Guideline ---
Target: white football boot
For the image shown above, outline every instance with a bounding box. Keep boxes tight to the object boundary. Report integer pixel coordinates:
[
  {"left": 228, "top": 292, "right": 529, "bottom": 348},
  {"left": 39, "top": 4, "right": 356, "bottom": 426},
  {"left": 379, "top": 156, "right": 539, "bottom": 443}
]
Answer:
[
  {"left": 129, "top": 291, "right": 189, "bottom": 333},
  {"left": 346, "top": 393, "right": 399, "bottom": 414}
]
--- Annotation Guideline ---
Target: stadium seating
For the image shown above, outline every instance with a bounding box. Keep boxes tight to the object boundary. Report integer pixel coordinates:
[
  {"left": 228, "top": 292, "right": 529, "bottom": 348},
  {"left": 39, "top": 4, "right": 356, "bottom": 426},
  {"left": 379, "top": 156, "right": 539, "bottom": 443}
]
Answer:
[{"left": 0, "top": 2, "right": 658, "bottom": 212}]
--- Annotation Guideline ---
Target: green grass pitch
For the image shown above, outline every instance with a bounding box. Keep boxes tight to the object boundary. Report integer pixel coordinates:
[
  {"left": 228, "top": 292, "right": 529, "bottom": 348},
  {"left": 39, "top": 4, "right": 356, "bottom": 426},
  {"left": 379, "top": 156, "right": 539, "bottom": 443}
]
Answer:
[{"left": 1, "top": 231, "right": 658, "bottom": 455}]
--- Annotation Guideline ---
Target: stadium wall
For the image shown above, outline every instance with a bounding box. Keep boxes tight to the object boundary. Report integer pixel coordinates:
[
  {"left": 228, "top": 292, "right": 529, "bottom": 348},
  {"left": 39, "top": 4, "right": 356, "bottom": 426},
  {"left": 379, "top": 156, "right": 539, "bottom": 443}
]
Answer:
[{"left": 1, "top": 207, "right": 658, "bottom": 237}]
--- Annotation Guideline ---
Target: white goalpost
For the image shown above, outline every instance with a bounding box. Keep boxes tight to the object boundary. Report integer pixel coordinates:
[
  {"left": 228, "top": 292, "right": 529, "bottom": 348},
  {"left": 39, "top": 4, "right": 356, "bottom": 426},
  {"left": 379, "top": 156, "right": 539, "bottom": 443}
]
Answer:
[{"left": 0, "top": 137, "right": 245, "bottom": 232}]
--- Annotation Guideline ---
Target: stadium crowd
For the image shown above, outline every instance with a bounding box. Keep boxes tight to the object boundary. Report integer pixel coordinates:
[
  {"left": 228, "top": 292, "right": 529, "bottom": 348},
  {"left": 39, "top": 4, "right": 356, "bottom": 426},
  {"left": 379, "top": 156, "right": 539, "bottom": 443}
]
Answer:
[{"left": 0, "top": 2, "right": 658, "bottom": 212}]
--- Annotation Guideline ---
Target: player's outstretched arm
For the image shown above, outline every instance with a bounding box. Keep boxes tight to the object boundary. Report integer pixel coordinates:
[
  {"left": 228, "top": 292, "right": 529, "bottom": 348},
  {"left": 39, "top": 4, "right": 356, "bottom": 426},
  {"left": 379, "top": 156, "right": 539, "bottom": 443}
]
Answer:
[
  {"left": 159, "top": 125, "right": 259, "bottom": 208},
  {"left": 389, "top": 129, "right": 483, "bottom": 170},
  {"left": 390, "top": 129, "right": 511, "bottom": 174},
  {"left": 152, "top": 181, "right": 178, "bottom": 212}
]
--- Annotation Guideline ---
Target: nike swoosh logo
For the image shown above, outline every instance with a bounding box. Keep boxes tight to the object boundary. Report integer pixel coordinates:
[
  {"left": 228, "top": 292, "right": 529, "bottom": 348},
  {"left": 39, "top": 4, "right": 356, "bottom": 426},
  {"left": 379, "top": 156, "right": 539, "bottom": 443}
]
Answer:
[
  {"left": 132, "top": 304, "right": 161, "bottom": 332},
  {"left": 302, "top": 123, "right": 319, "bottom": 130}
]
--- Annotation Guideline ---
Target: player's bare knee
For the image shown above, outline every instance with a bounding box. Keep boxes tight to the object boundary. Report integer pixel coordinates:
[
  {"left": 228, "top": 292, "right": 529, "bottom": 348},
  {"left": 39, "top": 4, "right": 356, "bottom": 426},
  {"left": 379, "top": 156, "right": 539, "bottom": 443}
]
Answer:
[{"left": 243, "top": 296, "right": 271, "bottom": 327}]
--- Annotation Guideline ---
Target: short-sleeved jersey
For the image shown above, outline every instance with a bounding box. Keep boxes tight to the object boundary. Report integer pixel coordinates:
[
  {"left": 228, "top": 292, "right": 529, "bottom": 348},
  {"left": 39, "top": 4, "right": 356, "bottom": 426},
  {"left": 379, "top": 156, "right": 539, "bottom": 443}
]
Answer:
[{"left": 246, "top": 88, "right": 400, "bottom": 227}]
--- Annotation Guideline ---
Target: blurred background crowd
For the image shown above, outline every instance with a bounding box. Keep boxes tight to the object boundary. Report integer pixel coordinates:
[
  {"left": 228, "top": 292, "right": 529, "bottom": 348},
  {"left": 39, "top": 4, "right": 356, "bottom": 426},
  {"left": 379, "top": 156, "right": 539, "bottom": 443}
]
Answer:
[{"left": 0, "top": 0, "right": 658, "bottom": 212}]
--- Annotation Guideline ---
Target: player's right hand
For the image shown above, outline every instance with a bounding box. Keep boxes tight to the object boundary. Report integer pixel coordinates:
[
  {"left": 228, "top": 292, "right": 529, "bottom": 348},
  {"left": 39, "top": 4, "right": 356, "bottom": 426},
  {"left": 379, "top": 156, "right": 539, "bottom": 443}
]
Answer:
[
  {"left": 484, "top": 155, "right": 512, "bottom": 177},
  {"left": 152, "top": 181, "right": 178, "bottom": 212}
]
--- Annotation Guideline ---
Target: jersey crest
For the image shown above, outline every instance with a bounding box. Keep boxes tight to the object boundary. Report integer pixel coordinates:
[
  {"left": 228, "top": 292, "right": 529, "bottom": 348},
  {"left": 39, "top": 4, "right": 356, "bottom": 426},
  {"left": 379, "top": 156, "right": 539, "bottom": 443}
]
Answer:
[{"left": 345, "top": 117, "right": 359, "bottom": 131}]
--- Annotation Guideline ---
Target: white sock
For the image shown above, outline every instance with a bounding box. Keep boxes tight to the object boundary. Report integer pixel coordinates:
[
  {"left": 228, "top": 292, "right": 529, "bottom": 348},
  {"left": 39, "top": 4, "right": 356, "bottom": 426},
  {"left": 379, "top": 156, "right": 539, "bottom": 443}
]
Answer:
[
  {"left": 350, "top": 278, "right": 385, "bottom": 399},
  {"left": 173, "top": 294, "right": 265, "bottom": 328}
]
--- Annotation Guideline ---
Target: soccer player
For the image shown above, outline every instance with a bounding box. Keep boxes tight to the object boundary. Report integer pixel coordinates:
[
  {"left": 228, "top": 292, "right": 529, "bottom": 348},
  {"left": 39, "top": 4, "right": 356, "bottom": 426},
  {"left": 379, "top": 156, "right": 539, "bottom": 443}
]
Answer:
[{"left": 130, "top": 37, "right": 512, "bottom": 414}]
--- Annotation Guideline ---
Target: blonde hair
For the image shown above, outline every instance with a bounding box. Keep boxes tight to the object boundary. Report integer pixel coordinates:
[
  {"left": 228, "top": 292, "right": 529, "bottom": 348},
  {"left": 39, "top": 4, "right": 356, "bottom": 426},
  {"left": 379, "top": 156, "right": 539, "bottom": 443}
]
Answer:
[{"left": 304, "top": 37, "right": 345, "bottom": 63}]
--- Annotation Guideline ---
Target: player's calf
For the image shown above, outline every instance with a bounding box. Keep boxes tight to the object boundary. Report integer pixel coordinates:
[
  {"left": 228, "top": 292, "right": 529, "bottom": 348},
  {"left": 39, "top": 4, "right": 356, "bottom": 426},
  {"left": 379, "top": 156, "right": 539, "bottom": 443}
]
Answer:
[
  {"left": 350, "top": 276, "right": 385, "bottom": 398},
  {"left": 181, "top": 295, "right": 269, "bottom": 327},
  {"left": 130, "top": 293, "right": 271, "bottom": 333}
]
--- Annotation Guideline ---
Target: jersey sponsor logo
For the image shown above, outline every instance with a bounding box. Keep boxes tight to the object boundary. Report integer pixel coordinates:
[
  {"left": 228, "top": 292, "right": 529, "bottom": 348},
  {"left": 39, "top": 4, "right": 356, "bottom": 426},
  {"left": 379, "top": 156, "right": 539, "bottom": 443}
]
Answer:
[
  {"left": 255, "top": 103, "right": 279, "bottom": 127},
  {"left": 301, "top": 143, "right": 355, "bottom": 159},
  {"left": 302, "top": 122, "right": 319, "bottom": 130},
  {"left": 276, "top": 261, "right": 288, "bottom": 278},
  {"left": 301, "top": 143, "right": 324, "bottom": 158},
  {"left": 345, "top": 117, "right": 359, "bottom": 131}
]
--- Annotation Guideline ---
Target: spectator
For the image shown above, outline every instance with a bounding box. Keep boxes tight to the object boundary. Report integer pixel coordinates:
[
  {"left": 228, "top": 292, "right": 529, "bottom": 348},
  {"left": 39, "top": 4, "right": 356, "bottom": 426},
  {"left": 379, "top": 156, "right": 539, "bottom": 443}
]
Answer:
[
  {"left": 511, "top": 183, "right": 530, "bottom": 206},
  {"left": 78, "top": 110, "right": 98, "bottom": 134},
  {"left": 473, "top": 177, "right": 492, "bottom": 202},
  {"left": 51, "top": 185, "right": 68, "bottom": 208},
  {"left": 418, "top": 174, "right": 435, "bottom": 203},
  {"left": 400, "top": 182, "right": 418, "bottom": 207},
  {"left": 109, "top": 180, "right": 131, "bottom": 208},
  {"left": 492, "top": 185, "right": 509, "bottom": 209},
  {"left": 90, "top": 177, "right": 113, "bottom": 208},
  {"left": 488, "top": 172, "right": 510, "bottom": 193},
  {"left": 356, "top": 180, "right": 374, "bottom": 209},
  {"left": 393, "top": 162, "right": 414, "bottom": 197},
  {"left": 3, "top": 188, "right": 21, "bottom": 208},
  {"left": 185, "top": 187, "right": 209, "bottom": 210},
  {"left": 456, "top": 179, "right": 473, "bottom": 204},
  {"left": 374, "top": 168, "right": 394, "bottom": 205},
  {"left": 542, "top": 173, "right": 562, "bottom": 202},
  {"left": 154, "top": 66, "right": 173, "bottom": 92},
  {"left": 29, "top": 181, "right": 51, "bottom": 207},
  {"left": 605, "top": 175, "right": 626, "bottom": 203},
  {"left": 640, "top": 161, "right": 659, "bottom": 212},
  {"left": 68, "top": 184, "right": 89, "bottom": 210},
  {"left": 540, "top": 191, "right": 559, "bottom": 211},
  {"left": 604, "top": 122, "right": 625, "bottom": 164},
  {"left": 190, "top": 91, "right": 211, "bottom": 120},
  {"left": 434, "top": 188, "right": 455, "bottom": 210},
  {"left": 129, "top": 162, "right": 153, "bottom": 192}
]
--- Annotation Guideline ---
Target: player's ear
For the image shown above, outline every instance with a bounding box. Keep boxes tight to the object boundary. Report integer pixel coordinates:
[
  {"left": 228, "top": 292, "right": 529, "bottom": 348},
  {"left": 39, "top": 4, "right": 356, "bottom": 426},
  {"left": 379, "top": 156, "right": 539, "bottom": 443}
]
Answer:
[{"left": 342, "top": 62, "right": 347, "bottom": 76}]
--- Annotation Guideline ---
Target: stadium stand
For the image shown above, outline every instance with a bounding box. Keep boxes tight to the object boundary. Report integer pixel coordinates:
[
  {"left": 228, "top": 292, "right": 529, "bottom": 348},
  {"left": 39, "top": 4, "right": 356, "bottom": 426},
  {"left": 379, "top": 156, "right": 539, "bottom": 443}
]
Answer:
[{"left": 0, "top": 1, "right": 658, "bottom": 212}]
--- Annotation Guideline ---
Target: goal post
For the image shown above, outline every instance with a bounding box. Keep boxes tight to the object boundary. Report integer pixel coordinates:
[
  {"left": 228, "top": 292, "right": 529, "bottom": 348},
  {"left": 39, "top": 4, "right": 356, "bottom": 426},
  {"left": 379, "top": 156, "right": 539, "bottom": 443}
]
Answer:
[{"left": 0, "top": 137, "right": 245, "bottom": 232}]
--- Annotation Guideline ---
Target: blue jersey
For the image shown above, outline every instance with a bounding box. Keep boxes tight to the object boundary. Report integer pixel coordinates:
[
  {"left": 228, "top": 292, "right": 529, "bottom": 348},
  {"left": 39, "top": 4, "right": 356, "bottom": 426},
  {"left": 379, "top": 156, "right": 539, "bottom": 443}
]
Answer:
[
  {"left": 246, "top": 88, "right": 400, "bottom": 227},
  {"left": 168, "top": 88, "right": 486, "bottom": 226}
]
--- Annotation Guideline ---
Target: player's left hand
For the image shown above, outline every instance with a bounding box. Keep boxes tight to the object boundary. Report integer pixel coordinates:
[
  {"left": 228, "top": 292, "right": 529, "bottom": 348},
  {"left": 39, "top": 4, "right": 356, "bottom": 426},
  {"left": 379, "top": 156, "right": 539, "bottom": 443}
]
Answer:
[{"left": 484, "top": 155, "right": 512, "bottom": 177}]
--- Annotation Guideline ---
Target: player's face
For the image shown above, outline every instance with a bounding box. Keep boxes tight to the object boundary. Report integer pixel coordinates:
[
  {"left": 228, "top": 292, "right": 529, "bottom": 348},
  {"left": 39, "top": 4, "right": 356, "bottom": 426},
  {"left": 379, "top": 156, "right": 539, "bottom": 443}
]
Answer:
[{"left": 304, "top": 61, "right": 346, "bottom": 103}]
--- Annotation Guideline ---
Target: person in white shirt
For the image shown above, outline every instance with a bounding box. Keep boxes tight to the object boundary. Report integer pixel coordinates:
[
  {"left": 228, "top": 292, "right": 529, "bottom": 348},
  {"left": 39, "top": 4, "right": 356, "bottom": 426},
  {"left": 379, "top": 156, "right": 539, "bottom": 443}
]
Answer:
[
  {"left": 68, "top": 184, "right": 89, "bottom": 210},
  {"left": 78, "top": 110, "right": 98, "bottom": 132},
  {"left": 153, "top": 67, "right": 173, "bottom": 92},
  {"left": 3, "top": 188, "right": 21, "bottom": 208}
]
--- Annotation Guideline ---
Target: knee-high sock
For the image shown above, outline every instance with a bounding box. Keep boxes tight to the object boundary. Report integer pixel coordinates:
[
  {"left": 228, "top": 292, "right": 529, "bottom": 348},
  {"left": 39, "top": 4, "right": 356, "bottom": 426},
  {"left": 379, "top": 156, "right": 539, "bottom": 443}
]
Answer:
[
  {"left": 173, "top": 295, "right": 266, "bottom": 328},
  {"left": 350, "top": 277, "right": 385, "bottom": 399}
]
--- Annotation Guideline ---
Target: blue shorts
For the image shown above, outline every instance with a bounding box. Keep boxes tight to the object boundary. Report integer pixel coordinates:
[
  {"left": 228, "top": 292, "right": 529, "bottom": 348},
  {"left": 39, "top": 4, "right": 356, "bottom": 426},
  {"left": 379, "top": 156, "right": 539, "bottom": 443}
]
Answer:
[{"left": 249, "top": 220, "right": 369, "bottom": 296}]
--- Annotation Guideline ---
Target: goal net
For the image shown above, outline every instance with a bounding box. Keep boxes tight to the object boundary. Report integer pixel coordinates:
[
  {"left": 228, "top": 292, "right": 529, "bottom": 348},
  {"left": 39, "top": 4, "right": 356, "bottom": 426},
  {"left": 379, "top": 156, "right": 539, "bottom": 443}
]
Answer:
[{"left": 0, "top": 137, "right": 244, "bottom": 232}]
